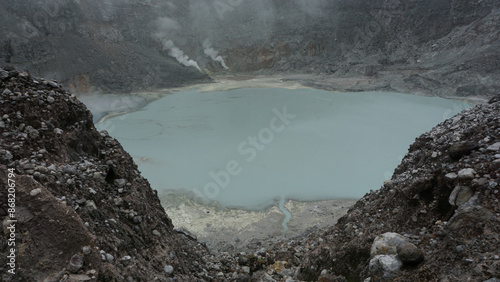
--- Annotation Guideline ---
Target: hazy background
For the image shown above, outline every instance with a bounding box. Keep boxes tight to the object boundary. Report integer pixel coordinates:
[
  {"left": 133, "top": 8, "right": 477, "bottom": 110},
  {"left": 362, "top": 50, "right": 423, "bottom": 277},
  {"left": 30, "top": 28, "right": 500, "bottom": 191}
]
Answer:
[{"left": 0, "top": 0, "right": 498, "bottom": 97}]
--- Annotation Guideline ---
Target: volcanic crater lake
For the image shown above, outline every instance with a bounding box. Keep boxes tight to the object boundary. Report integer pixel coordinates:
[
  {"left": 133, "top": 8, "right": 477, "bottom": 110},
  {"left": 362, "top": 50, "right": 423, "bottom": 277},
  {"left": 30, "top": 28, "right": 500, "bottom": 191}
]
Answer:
[{"left": 95, "top": 87, "right": 470, "bottom": 209}]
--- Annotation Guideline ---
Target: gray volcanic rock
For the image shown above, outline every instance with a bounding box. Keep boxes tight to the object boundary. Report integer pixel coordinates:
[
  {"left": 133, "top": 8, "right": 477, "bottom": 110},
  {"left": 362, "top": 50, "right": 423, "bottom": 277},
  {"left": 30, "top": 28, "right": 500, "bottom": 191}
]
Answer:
[
  {"left": 0, "top": 1, "right": 211, "bottom": 93},
  {"left": 370, "top": 232, "right": 407, "bottom": 257},
  {"left": 448, "top": 185, "right": 474, "bottom": 206},
  {"left": 0, "top": 68, "right": 211, "bottom": 281},
  {"left": 1, "top": 0, "right": 498, "bottom": 97},
  {"left": 369, "top": 254, "right": 402, "bottom": 280},
  {"left": 396, "top": 242, "right": 424, "bottom": 265},
  {"left": 449, "top": 141, "right": 479, "bottom": 160}
]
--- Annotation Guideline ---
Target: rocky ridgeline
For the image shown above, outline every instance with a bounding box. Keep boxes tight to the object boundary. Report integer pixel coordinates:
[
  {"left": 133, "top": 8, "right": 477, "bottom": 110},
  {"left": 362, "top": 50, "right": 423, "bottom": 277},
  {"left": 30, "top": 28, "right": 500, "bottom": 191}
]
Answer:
[
  {"left": 2, "top": 1, "right": 499, "bottom": 97},
  {"left": 0, "top": 67, "right": 220, "bottom": 281},
  {"left": 1, "top": 67, "right": 499, "bottom": 282}
]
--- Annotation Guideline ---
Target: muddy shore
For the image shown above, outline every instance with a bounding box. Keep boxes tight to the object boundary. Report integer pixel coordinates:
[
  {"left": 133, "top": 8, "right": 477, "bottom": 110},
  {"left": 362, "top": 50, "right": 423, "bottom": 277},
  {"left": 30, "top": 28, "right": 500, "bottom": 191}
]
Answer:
[{"left": 160, "top": 191, "right": 356, "bottom": 252}]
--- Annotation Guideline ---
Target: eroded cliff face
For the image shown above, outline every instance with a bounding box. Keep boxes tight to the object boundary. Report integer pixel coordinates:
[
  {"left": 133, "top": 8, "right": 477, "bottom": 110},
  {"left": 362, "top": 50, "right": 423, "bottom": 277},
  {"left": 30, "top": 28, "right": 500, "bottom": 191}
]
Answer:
[
  {"left": 0, "top": 67, "right": 211, "bottom": 281},
  {"left": 1, "top": 0, "right": 499, "bottom": 97},
  {"left": 0, "top": 0, "right": 211, "bottom": 93},
  {"left": 216, "top": 0, "right": 500, "bottom": 98}
]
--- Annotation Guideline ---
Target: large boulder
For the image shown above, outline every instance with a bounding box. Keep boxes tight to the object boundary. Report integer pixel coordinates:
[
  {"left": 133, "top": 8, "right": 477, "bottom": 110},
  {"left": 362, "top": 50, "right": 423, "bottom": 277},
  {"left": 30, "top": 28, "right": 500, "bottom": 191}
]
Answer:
[
  {"left": 369, "top": 254, "right": 402, "bottom": 281},
  {"left": 370, "top": 232, "right": 407, "bottom": 258}
]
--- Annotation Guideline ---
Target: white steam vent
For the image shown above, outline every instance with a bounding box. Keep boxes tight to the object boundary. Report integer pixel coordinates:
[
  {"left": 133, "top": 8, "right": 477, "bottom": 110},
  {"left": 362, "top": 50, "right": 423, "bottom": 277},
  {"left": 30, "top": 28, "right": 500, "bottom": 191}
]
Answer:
[
  {"left": 154, "top": 17, "right": 201, "bottom": 71},
  {"left": 203, "top": 39, "right": 229, "bottom": 69},
  {"left": 162, "top": 40, "right": 201, "bottom": 71}
]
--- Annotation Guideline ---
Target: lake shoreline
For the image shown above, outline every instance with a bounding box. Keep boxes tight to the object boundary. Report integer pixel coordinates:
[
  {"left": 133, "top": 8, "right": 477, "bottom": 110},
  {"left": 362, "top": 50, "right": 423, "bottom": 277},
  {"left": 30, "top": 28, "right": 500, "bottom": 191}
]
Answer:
[
  {"left": 159, "top": 190, "right": 357, "bottom": 252},
  {"left": 89, "top": 74, "right": 482, "bottom": 125}
]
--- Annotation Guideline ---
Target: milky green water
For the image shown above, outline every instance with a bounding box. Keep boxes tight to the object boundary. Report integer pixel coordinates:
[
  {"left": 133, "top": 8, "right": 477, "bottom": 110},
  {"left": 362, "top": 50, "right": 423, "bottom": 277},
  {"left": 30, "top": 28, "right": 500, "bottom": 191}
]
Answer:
[{"left": 96, "top": 88, "right": 470, "bottom": 209}]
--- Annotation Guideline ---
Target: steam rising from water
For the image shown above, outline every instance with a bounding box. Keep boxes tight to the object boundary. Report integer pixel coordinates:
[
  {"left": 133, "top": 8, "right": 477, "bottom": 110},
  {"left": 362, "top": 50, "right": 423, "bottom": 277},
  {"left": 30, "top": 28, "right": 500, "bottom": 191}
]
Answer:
[{"left": 203, "top": 39, "right": 228, "bottom": 69}]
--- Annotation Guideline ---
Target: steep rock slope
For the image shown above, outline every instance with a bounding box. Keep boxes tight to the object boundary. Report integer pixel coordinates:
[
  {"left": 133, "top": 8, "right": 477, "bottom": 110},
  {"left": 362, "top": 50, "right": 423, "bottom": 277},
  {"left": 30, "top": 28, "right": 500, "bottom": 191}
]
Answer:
[
  {"left": 263, "top": 96, "right": 500, "bottom": 281},
  {"left": 0, "top": 67, "right": 210, "bottom": 281},
  {"left": 1, "top": 0, "right": 498, "bottom": 97},
  {"left": 0, "top": 0, "right": 211, "bottom": 93},
  {"left": 218, "top": 0, "right": 500, "bottom": 98}
]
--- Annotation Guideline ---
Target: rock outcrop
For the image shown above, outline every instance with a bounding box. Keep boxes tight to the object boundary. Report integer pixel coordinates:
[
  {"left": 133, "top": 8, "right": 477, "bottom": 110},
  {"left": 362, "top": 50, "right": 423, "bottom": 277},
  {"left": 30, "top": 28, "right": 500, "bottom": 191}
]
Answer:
[{"left": 0, "top": 67, "right": 211, "bottom": 281}]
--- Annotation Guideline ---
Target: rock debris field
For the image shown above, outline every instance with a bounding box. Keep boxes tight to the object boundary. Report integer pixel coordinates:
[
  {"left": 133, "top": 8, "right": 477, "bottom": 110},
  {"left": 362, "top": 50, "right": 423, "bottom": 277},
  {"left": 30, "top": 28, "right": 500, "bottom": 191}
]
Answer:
[{"left": 0, "top": 67, "right": 499, "bottom": 281}]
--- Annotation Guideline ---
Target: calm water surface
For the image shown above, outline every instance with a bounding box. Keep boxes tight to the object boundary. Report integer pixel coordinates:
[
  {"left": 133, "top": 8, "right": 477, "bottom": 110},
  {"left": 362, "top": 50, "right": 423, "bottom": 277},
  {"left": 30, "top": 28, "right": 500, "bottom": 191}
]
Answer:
[{"left": 96, "top": 88, "right": 470, "bottom": 209}]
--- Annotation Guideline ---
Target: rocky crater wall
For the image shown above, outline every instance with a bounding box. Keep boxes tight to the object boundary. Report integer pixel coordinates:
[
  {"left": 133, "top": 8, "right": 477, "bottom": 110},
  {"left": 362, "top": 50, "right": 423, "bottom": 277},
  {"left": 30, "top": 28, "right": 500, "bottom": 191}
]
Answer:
[
  {"left": 0, "top": 67, "right": 499, "bottom": 281},
  {"left": 1, "top": 0, "right": 499, "bottom": 98},
  {"left": 0, "top": 67, "right": 211, "bottom": 281}
]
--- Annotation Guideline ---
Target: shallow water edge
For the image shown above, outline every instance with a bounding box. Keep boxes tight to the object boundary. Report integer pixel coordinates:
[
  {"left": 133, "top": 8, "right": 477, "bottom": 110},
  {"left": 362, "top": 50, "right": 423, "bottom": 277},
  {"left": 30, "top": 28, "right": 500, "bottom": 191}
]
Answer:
[{"left": 160, "top": 190, "right": 357, "bottom": 251}]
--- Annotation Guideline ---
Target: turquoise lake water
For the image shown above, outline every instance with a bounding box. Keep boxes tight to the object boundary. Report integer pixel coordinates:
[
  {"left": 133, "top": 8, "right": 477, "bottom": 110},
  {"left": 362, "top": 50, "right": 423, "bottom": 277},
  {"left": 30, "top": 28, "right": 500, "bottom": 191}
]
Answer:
[{"left": 95, "top": 88, "right": 470, "bottom": 209}]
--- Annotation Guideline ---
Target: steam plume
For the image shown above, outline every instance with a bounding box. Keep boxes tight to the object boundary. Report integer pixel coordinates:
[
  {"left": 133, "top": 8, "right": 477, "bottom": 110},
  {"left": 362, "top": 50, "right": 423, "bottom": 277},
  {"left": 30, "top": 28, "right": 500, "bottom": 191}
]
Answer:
[
  {"left": 162, "top": 40, "right": 201, "bottom": 71},
  {"left": 154, "top": 17, "right": 201, "bottom": 71},
  {"left": 203, "top": 39, "right": 229, "bottom": 69}
]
